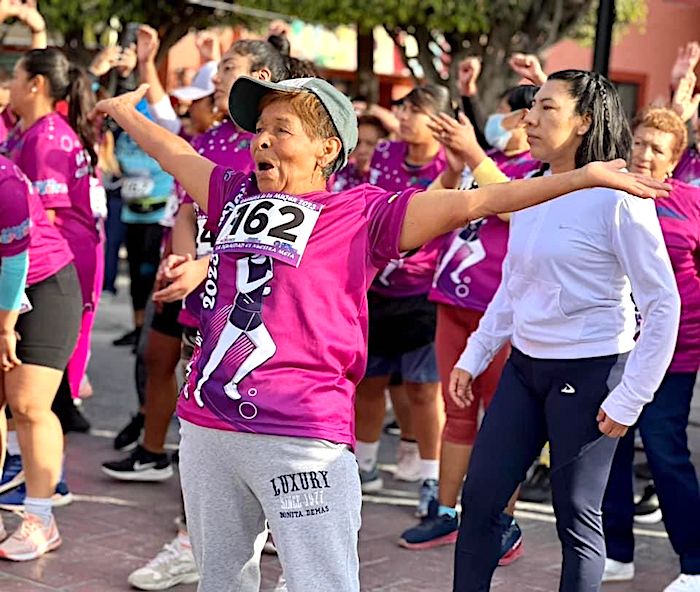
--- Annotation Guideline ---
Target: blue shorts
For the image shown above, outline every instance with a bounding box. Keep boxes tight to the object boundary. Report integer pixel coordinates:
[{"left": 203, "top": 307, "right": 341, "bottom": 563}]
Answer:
[{"left": 365, "top": 342, "right": 439, "bottom": 384}]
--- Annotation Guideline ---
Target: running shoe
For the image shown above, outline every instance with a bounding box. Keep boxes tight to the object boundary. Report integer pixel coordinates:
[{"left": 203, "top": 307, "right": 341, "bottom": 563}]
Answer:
[
  {"left": 61, "top": 403, "right": 91, "bottom": 433},
  {"left": 0, "top": 454, "right": 24, "bottom": 495},
  {"left": 102, "top": 445, "right": 173, "bottom": 482},
  {"left": 519, "top": 463, "right": 551, "bottom": 503},
  {"left": 664, "top": 574, "right": 700, "bottom": 592},
  {"left": 113, "top": 412, "right": 144, "bottom": 451},
  {"left": 634, "top": 483, "right": 662, "bottom": 524},
  {"left": 359, "top": 465, "right": 383, "bottom": 493},
  {"left": 415, "top": 479, "right": 439, "bottom": 518},
  {"left": 602, "top": 558, "right": 635, "bottom": 582},
  {"left": 0, "top": 514, "right": 61, "bottom": 561},
  {"left": 394, "top": 440, "right": 421, "bottom": 482},
  {"left": 498, "top": 513, "right": 524, "bottom": 566},
  {"left": 0, "top": 481, "right": 73, "bottom": 511},
  {"left": 112, "top": 327, "right": 141, "bottom": 347},
  {"left": 383, "top": 420, "right": 401, "bottom": 437},
  {"left": 399, "top": 500, "right": 458, "bottom": 550},
  {"left": 127, "top": 536, "right": 199, "bottom": 590}
]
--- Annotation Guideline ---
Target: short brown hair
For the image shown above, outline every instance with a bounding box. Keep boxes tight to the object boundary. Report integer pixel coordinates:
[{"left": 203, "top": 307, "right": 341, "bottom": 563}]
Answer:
[
  {"left": 357, "top": 114, "right": 388, "bottom": 138},
  {"left": 632, "top": 107, "right": 688, "bottom": 161},
  {"left": 258, "top": 90, "right": 339, "bottom": 177}
]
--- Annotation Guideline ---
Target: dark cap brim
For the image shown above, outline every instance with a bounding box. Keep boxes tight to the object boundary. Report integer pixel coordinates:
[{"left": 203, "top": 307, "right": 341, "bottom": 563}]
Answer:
[{"left": 228, "top": 76, "right": 297, "bottom": 133}]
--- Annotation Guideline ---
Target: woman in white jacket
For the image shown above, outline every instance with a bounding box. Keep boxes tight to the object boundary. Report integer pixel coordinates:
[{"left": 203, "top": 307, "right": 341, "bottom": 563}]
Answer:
[{"left": 450, "top": 70, "right": 681, "bottom": 592}]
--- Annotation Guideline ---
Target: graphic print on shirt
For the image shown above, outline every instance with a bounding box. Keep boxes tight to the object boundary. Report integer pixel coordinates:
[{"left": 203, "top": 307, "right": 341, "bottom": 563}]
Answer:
[
  {"left": 191, "top": 254, "right": 276, "bottom": 413},
  {"left": 433, "top": 218, "right": 488, "bottom": 293}
]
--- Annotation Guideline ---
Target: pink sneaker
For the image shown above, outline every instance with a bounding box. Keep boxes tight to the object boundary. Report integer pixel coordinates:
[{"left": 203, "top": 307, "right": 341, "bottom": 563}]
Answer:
[{"left": 0, "top": 514, "right": 61, "bottom": 561}]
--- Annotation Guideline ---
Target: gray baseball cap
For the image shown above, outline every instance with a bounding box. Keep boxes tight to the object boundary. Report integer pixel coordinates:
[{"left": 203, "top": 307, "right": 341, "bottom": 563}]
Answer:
[{"left": 228, "top": 76, "right": 358, "bottom": 173}]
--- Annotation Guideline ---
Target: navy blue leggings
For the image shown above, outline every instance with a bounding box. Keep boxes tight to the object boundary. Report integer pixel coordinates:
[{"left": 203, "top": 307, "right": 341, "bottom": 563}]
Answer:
[
  {"left": 603, "top": 371, "right": 700, "bottom": 574},
  {"left": 453, "top": 348, "right": 625, "bottom": 592}
]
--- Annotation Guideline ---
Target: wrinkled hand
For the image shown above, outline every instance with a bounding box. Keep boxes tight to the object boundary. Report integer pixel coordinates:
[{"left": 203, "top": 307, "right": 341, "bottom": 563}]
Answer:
[
  {"left": 116, "top": 44, "right": 137, "bottom": 77},
  {"left": 89, "top": 46, "right": 121, "bottom": 77},
  {"left": 91, "top": 84, "right": 149, "bottom": 121},
  {"left": 196, "top": 30, "right": 221, "bottom": 63},
  {"left": 136, "top": 24, "right": 160, "bottom": 65},
  {"left": 597, "top": 409, "right": 629, "bottom": 438},
  {"left": 582, "top": 160, "right": 672, "bottom": 199},
  {"left": 152, "top": 254, "right": 207, "bottom": 303},
  {"left": 508, "top": 53, "right": 547, "bottom": 86},
  {"left": 449, "top": 368, "right": 474, "bottom": 409},
  {"left": 0, "top": 331, "right": 21, "bottom": 372},
  {"left": 428, "top": 112, "right": 481, "bottom": 169},
  {"left": 671, "top": 42, "right": 700, "bottom": 89},
  {"left": 457, "top": 57, "right": 481, "bottom": 97},
  {"left": 671, "top": 70, "right": 700, "bottom": 122}
]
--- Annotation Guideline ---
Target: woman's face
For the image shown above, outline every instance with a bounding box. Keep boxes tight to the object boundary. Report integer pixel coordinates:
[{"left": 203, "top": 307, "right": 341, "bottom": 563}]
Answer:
[
  {"left": 396, "top": 100, "right": 435, "bottom": 145},
  {"left": 212, "top": 52, "right": 254, "bottom": 113},
  {"left": 353, "top": 124, "right": 384, "bottom": 172},
  {"left": 523, "top": 80, "right": 588, "bottom": 167},
  {"left": 631, "top": 126, "right": 679, "bottom": 181},
  {"left": 252, "top": 100, "right": 340, "bottom": 194},
  {"left": 8, "top": 61, "right": 34, "bottom": 116},
  {"left": 188, "top": 95, "right": 216, "bottom": 134}
]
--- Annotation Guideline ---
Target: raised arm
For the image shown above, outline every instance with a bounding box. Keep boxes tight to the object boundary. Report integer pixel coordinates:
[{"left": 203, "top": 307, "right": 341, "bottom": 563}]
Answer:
[
  {"left": 399, "top": 160, "right": 671, "bottom": 251},
  {"left": 92, "top": 86, "right": 214, "bottom": 210}
]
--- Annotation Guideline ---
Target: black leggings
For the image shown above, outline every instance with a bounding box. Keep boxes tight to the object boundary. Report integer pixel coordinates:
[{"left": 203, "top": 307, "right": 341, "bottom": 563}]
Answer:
[
  {"left": 125, "top": 223, "right": 163, "bottom": 312},
  {"left": 454, "top": 348, "right": 626, "bottom": 592}
]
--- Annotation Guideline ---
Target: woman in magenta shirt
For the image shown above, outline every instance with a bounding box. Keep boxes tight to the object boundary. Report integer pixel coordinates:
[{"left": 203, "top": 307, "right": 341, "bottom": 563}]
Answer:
[
  {"left": 0, "top": 156, "right": 81, "bottom": 560},
  {"left": 602, "top": 107, "right": 700, "bottom": 592},
  {"left": 3, "top": 49, "right": 103, "bottom": 425}
]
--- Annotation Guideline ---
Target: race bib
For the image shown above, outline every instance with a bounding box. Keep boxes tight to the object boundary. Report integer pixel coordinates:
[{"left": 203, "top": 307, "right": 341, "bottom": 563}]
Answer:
[
  {"left": 121, "top": 176, "right": 155, "bottom": 202},
  {"left": 196, "top": 215, "right": 215, "bottom": 258},
  {"left": 215, "top": 192, "right": 322, "bottom": 267}
]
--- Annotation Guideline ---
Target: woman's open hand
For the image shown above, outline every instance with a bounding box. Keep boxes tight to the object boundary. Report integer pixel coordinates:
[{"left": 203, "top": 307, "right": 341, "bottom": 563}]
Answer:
[{"left": 581, "top": 160, "right": 672, "bottom": 199}]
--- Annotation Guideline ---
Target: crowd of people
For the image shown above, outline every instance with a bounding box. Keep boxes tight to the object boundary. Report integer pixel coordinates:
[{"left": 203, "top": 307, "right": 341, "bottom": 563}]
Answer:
[{"left": 0, "top": 2, "right": 698, "bottom": 591}]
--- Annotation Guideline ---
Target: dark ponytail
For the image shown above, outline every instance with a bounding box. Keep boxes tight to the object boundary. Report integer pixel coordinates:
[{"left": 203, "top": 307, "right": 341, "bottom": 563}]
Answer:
[
  {"left": 547, "top": 69, "right": 631, "bottom": 168},
  {"left": 67, "top": 64, "right": 98, "bottom": 168},
  {"left": 21, "top": 49, "right": 98, "bottom": 168}
]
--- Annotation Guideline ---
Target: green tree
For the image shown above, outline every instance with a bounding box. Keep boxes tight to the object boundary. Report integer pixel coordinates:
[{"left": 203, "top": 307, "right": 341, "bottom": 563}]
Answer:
[{"left": 238, "top": 0, "right": 647, "bottom": 108}]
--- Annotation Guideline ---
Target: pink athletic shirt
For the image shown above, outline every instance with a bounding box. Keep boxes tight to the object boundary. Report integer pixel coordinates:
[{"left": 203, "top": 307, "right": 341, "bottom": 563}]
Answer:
[
  {"left": 430, "top": 150, "right": 541, "bottom": 310},
  {"left": 176, "top": 167, "right": 417, "bottom": 446},
  {"left": 367, "top": 140, "right": 446, "bottom": 297},
  {"left": 3, "top": 113, "right": 99, "bottom": 305},
  {"left": 0, "top": 156, "right": 73, "bottom": 286}
]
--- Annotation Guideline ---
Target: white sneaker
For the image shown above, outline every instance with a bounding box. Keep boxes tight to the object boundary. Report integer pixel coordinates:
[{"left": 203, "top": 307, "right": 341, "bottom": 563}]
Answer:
[
  {"left": 128, "top": 536, "right": 199, "bottom": 590},
  {"left": 664, "top": 574, "right": 700, "bottom": 592},
  {"left": 394, "top": 440, "right": 421, "bottom": 482},
  {"left": 602, "top": 558, "right": 634, "bottom": 582}
]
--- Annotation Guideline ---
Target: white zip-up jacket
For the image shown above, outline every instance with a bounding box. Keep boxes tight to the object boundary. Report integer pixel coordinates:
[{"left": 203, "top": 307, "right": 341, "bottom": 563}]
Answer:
[{"left": 456, "top": 185, "right": 681, "bottom": 426}]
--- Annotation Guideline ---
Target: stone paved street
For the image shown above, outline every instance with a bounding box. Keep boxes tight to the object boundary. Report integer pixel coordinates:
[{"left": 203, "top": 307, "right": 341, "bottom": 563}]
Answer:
[{"left": 0, "top": 289, "right": 697, "bottom": 591}]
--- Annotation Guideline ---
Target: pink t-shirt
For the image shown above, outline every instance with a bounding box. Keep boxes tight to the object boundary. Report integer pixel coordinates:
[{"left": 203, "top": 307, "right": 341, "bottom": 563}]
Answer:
[
  {"left": 331, "top": 161, "right": 369, "bottom": 192},
  {"left": 430, "top": 150, "right": 541, "bottom": 310},
  {"left": 176, "top": 167, "right": 416, "bottom": 445},
  {"left": 367, "top": 140, "right": 446, "bottom": 297},
  {"left": 0, "top": 156, "right": 73, "bottom": 286},
  {"left": 0, "top": 110, "right": 15, "bottom": 145},
  {"left": 673, "top": 147, "right": 700, "bottom": 188},
  {"left": 179, "top": 120, "right": 256, "bottom": 328},
  {"left": 657, "top": 179, "right": 700, "bottom": 372},
  {"left": 3, "top": 114, "right": 99, "bottom": 305}
]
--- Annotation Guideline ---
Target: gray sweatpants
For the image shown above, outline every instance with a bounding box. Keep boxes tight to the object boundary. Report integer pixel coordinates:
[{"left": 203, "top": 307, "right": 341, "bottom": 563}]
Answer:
[{"left": 179, "top": 421, "right": 362, "bottom": 592}]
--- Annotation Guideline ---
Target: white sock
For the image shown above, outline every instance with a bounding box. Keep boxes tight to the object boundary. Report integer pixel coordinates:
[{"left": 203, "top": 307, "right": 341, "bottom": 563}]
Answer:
[
  {"left": 24, "top": 497, "right": 53, "bottom": 526},
  {"left": 6, "top": 431, "right": 20, "bottom": 457},
  {"left": 354, "top": 440, "right": 380, "bottom": 472},
  {"left": 420, "top": 459, "right": 440, "bottom": 481}
]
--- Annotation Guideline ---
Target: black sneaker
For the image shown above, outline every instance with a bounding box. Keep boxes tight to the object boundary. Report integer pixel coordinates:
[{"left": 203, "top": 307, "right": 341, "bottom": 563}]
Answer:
[
  {"left": 61, "top": 404, "right": 91, "bottom": 433},
  {"left": 634, "top": 483, "right": 662, "bottom": 524},
  {"left": 112, "top": 327, "right": 141, "bottom": 347},
  {"left": 101, "top": 445, "right": 174, "bottom": 482},
  {"left": 519, "top": 463, "right": 551, "bottom": 503},
  {"left": 113, "top": 413, "right": 144, "bottom": 451}
]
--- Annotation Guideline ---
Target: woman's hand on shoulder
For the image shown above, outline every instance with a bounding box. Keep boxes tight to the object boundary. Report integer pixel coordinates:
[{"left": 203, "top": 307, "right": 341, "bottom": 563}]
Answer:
[{"left": 581, "top": 160, "right": 672, "bottom": 199}]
